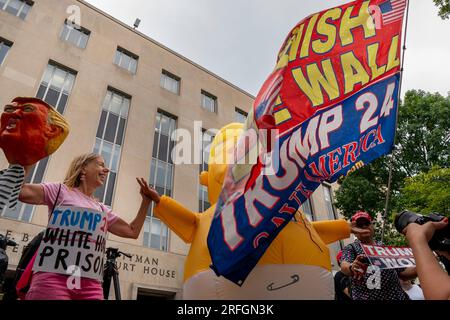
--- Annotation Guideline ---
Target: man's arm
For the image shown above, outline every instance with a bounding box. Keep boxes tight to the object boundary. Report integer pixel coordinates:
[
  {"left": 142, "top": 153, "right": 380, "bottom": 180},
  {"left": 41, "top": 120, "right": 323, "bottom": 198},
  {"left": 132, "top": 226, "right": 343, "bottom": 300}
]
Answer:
[
  {"left": 404, "top": 220, "right": 450, "bottom": 300},
  {"left": 340, "top": 261, "right": 353, "bottom": 277},
  {"left": 398, "top": 267, "right": 417, "bottom": 281},
  {"left": 340, "top": 243, "right": 367, "bottom": 281},
  {"left": 343, "top": 287, "right": 351, "bottom": 297}
]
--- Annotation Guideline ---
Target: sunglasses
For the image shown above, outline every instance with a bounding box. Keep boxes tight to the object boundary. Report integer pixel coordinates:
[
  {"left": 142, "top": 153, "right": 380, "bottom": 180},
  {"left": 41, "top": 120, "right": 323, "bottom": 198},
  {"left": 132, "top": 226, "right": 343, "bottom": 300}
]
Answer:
[{"left": 356, "top": 220, "right": 371, "bottom": 228}]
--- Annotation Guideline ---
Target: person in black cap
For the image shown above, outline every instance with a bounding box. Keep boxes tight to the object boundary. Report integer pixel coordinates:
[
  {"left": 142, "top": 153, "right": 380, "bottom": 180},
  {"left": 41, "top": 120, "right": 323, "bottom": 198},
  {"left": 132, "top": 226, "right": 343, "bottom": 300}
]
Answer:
[
  {"left": 334, "top": 250, "right": 352, "bottom": 301},
  {"left": 340, "top": 211, "right": 417, "bottom": 300}
]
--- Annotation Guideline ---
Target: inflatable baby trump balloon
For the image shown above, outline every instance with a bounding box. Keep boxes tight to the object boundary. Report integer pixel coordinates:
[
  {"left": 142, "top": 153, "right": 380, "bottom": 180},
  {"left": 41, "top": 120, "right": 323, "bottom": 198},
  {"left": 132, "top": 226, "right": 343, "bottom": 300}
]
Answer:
[
  {"left": 0, "top": 97, "right": 69, "bottom": 212},
  {"left": 150, "top": 123, "right": 355, "bottom": 299}
]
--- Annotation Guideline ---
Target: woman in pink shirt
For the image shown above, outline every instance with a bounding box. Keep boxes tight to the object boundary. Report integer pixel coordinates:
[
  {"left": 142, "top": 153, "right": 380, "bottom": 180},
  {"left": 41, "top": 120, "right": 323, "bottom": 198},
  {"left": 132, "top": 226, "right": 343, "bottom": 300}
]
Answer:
[{"left": 18, "top": 153, "right": 158, "bottom": 300}]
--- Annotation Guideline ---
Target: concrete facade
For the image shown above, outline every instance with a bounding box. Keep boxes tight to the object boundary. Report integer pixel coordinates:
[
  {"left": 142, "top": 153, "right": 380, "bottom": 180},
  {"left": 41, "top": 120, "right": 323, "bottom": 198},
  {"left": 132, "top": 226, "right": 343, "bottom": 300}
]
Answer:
[{"left": 0, "top": 0, "right": 346, "bottom": 299}]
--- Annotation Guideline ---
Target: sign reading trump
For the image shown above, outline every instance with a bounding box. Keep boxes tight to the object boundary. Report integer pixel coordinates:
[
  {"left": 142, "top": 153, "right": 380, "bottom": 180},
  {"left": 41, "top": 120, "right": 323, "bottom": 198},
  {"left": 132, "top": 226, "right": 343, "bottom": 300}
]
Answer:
[
  {"left": 208, "top": 0, "right": 408, "bottom": 285},
  {"left": 361, "top": 244, "right": 416, "bottom": 269},
  {"left": 33, "top": 206, "right": 108, "bottom": 281}
]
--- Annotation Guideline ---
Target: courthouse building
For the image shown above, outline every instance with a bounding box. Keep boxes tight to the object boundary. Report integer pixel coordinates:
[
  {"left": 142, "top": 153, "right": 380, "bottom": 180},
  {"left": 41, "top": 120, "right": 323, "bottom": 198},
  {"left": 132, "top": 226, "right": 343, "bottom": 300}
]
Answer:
[{"left": 0, "top": 0, "right": 347, "bottom": 299}]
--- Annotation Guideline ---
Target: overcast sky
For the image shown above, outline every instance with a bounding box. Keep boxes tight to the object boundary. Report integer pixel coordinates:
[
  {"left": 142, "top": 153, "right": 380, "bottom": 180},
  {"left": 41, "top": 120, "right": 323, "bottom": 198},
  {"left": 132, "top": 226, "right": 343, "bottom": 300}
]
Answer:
[{"left": 84, "top": 0, "right": 450, "bottom": 98}]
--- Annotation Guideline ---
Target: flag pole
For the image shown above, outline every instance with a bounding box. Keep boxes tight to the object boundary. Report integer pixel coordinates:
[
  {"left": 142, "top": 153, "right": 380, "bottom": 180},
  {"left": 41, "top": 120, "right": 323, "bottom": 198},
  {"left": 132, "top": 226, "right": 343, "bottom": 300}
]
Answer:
[{"left": 381, "top": 0, "right": 411, "bottom": 243}]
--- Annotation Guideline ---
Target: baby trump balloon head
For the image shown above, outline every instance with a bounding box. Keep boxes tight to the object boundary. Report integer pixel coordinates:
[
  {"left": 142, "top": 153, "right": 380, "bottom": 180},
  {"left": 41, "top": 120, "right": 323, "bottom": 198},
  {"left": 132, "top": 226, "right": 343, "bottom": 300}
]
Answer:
[
  {"left": 153, "top": 122, "right": 353, "bottom": 299},
  {"left": 0, "top": 97, "right": 70, "bottom": 166}
]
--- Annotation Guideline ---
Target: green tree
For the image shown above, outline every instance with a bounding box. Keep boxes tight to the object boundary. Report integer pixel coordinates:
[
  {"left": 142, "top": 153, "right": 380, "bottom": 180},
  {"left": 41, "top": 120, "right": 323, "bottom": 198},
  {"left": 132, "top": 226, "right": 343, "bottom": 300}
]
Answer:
[
  {"left": 397, "top": 166, "right": 450, "bottom": 216},
  {"left": 377, "top": 220, "right": 408, "bottom": 246},
  {"left": 334, "top": 173, "right": 384, "bottom": 218},
  {"left": 433, "top": 0, "right": 450, "bottom": 19},
  {"left": 334, "top": 157, "right": 405, "bottom": 219},
  {"left": 395, "top": 90, "right": 450, "bottom": 176}
]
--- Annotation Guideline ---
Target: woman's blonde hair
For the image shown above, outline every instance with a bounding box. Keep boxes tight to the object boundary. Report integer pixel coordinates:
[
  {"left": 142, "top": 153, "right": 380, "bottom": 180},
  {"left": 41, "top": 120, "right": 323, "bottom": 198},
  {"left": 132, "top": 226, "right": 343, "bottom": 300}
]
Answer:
[{"left": 64, "top": 153, "right": 101, "bottom": 188}]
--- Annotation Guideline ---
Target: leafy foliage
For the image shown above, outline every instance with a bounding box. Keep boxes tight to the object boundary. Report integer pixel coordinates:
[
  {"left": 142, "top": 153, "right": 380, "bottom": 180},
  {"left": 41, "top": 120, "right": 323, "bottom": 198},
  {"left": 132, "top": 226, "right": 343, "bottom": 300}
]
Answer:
[
  {"left": 433, "top": 0, "right": 450, "bottom": 19},
  {"left": 397, "top": 166, "right": 450, "bottom": 216},
  {"left": 395, "top": 90, "right": 450, "bottom": 176}
]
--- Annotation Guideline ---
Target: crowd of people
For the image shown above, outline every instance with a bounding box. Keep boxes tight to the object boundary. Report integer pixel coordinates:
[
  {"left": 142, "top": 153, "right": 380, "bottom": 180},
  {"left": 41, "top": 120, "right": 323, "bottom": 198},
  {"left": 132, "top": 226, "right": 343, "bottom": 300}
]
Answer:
[
  {"left": 1, "top": 97, "right": 449, "bottom": 301},
  {"left": 334, "top": 211, "right": 449, "bottom": 300}
]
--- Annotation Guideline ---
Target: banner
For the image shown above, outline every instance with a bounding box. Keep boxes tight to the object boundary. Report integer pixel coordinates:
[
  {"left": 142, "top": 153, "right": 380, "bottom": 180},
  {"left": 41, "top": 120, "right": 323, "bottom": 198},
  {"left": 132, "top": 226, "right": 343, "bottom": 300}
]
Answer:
[
  {"left": 33, "top": 206, "right": 108, "bottom": 281},
  {"left": 208, "top": 0, "right": 407, "bottom": 285},
  {"left": 361, "top": 244, "right": 416, "bottom": 269}
]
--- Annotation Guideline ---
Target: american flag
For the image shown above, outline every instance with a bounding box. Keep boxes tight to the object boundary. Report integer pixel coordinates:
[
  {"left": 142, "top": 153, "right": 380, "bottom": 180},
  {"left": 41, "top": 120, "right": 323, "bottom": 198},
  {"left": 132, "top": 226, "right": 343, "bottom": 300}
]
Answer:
[
  {"left": 379, "top": 0, "right": 407, "bottom": 25},
  {"left": 254, "top": 72, "right": 283, "bottom": 120}
]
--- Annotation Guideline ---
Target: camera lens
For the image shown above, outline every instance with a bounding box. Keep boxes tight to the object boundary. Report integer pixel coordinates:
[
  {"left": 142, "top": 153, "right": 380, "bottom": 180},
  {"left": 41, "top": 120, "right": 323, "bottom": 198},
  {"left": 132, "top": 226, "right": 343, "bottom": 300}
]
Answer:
[
  {"left": 394, "top": 210, "right": 421, "bottom": 233},
  {"left": 395, "top": 211, "right": 450, "bottom": 252}
]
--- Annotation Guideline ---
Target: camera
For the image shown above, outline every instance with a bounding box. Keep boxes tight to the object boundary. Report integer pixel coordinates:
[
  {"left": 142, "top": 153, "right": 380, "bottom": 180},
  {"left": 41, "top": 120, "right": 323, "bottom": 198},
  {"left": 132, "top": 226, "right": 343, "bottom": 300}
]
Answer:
[
  {"left": 394, "top": 210, "right": 450, "bottom": 252},
  {"left": 0, "top": 234, "right": 17, "bottom": 292}
]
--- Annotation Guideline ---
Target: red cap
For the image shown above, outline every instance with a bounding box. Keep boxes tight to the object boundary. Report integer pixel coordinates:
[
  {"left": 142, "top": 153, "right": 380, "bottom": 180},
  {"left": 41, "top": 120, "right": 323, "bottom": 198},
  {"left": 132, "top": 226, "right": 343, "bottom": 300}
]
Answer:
[
  {"left": 351, "top": 211, "right": 372, "bottom": 223},
  {"left": 336, "top": 250, "right": 343, "bottom": 263}
]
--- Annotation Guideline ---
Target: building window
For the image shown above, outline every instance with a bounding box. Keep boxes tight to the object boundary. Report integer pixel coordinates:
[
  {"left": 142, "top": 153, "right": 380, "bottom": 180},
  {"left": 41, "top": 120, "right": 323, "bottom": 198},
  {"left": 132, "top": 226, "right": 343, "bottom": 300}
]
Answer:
[
  {"left": 114, "top": 47, "right": 138, "bottom": 74},
  {"left": 144, "top": 111, "right": 176, "bottom": 251},
  {"left": 235, "top": 107, "right": 248, "bottom": 123},
  {"left": 323, "top": 183, "right": 337, "bottom": 220},
  {"left": 0, "top": 0, "right": 33, "bottom": 19},
  {"left": 0, "top": 62, "right": 76, "bottom": 222},
  {"left": 199, "top": 186, "right": 209, "bottom": 213},
  {"left": 301, "top": 198, "right": 314, "bottom": 221},
  {"left": 323, "top": 183, "right": 343, "bottom": 253},
  {"left": 0, "top": 38, "right": 12, "bottom": 65},
  {"left": 93, "top": 88, "right": 130, "bottom": 206},
  {"left": 201, "top": 90, "right": 217, "bottom": 113},
  {"left": 36, "top": 62, "right": 77, "bottom": 113},
  {"left": 160, "top": 70, "right": 180, "bottom": 94},
  {"left": 199, "top": 129, "right": 215, "bottom": 212},
  {"left": 60, "top": 20, "right": 90, "bottom": 49}
]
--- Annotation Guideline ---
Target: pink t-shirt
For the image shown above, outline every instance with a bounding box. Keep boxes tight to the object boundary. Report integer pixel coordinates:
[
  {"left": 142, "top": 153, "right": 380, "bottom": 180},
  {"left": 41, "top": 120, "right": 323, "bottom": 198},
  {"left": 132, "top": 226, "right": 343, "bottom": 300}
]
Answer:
[
  {"left": 41, "top": 182, "right": 119, "bottom": 229},
  {"left": 27, "top": 183, "right": 120, "bottom": 297}
]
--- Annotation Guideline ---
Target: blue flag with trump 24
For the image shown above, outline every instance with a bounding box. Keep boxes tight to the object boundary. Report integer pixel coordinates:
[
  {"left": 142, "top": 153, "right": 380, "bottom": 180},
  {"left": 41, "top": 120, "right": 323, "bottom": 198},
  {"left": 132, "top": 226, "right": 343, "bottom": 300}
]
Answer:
[{"left": 208, "top": 74, "right": 400, "bottom": 286}]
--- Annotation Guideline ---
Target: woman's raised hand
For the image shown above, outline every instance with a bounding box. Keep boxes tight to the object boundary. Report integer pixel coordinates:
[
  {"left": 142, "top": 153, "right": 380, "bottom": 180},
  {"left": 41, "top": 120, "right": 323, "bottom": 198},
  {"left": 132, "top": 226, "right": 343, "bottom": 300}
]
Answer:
[{"left": 136, "top": 177, "right": 160, "bottom": 203}]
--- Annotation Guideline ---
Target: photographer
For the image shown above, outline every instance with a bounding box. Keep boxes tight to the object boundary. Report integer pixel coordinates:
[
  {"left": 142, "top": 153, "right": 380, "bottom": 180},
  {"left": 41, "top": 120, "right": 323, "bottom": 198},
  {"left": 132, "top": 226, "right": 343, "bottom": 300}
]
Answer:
[
  {"left": 403, "top": 218, "right": 450, "bottom": 300},
  {"left": 340, "top": 211, "right": 417, "bottom": 300}
]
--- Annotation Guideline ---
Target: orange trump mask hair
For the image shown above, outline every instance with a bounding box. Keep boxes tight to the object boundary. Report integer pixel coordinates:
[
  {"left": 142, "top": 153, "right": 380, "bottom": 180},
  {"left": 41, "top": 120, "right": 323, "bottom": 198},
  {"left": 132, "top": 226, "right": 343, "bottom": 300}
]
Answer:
[{"left": 0, "top": 97, "right": 70, "bottom": 166}]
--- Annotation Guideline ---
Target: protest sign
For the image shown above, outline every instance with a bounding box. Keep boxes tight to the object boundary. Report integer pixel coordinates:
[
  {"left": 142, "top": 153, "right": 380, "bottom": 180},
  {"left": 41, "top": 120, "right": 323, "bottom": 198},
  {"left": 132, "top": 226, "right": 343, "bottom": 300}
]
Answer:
[
  {"left": 33, "top": 206, "right": 107, "bottom": 280},
  {"left": 361, "top": 244, "right": 416, "bottom": 269}
]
